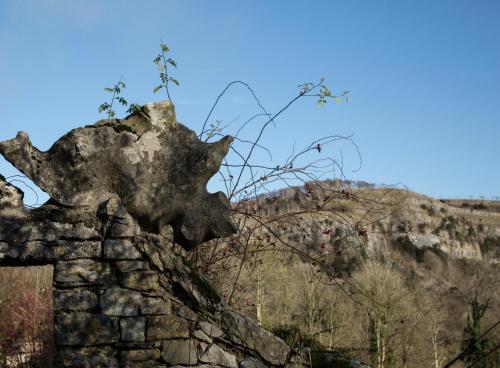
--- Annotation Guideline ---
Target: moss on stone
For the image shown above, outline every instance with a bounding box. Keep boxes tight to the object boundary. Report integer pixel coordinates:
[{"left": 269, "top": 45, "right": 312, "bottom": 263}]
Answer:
[{"left": 113, "top": 124, "right": 136, "bottom": 134}]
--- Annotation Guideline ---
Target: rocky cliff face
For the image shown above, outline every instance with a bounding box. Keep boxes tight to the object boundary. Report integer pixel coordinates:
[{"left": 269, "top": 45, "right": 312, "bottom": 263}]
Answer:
[
  {"left": 379, "top": 195, "right": 500, "bottom": 262},
  {"left": 193, "top": 183, "right": 499, "bottom": 327},
  {"left": 198, "top": 183, "right": 499, "bottom": 366},
  {"left": 258, "top": 185, "right": 500, "bottom": 272}
]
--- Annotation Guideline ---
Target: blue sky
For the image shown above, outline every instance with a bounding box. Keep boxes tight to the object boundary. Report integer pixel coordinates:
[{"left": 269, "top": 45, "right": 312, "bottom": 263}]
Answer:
[{"left": 0, "top": 0, "right": 499, "bottom": 205}]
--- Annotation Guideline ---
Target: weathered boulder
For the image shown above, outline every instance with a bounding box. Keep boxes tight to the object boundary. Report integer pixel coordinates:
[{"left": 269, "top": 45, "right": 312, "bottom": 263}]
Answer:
[
  {"left": 54, "top": 288, "right": 99, "bottom": 311},
  {"left": 222, "top": 310, "right": 290, "bottom": 366},
  {"left": 55, "top": 259, "right": 113, "bottom": 286},
  {"left": 0, "top": 101, "right": 236, "bottom": 249},
  {"left": 199, "top": 343, "right": 238, "bottom": 368},
  {"left": 241, "top": 357, "right": 270, "bottom": 368},
  {"left": 120, "top": 317, "right": 146, "bottom": 342},
  {"left": 121, "top": 348, "right": 161, "bottom": 362},
  {"left": 58, "top": 347, "right": 119, "bottom": 368},
  {"left": 100, "top": 287, "right": 142, "bottom": 316},
  {"left": 55, "top": 312, "right": 120, "bottom": 346},
  {"left": 199, "top": 321, "right": 224, "bottom": 338},
  {"left": 146, "top": 315, "right": 190, "bottom": 340},
  {"left": 161, "top": 339, "right": 198, "bottom": 365}
]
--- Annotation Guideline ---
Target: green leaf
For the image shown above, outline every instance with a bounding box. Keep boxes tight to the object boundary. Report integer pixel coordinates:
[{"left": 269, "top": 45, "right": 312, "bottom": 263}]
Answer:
[
  {"left": 321, "top": 86, "right": 332, "bottom": 97},
  {"left": 167, "top": 58, "right": 177, "bottom": 67},
  {"left": 98, "top": 103, "right": 110, "bottom": 113},
  {"left": 153, "top": 85, "right": 162, "bottom": 93},
  {"left": 316, "top": 100, "right": 325, "bottom": 108},
  {"left": 127, "top": 103, "right": 141, "bottom": 114}
]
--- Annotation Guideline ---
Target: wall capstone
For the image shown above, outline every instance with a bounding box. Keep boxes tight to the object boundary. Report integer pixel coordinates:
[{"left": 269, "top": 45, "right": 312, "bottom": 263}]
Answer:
[{"left": 0, "top": 101, "right": 236, "bottom": 250}]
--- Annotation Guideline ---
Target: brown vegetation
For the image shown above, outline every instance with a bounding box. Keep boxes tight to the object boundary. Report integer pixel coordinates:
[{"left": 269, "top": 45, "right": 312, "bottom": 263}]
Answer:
[
  {"left": 191, "top": 184, "right": 500, "bottom": 367},
  {"left": 0, "top": 266, "right": 54, "bottom": 367}
]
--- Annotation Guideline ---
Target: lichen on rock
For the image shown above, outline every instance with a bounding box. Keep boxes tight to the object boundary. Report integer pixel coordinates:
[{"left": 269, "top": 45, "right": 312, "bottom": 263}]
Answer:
[{"left": 0, "top": 174, "right": 24, "bottom": 208}]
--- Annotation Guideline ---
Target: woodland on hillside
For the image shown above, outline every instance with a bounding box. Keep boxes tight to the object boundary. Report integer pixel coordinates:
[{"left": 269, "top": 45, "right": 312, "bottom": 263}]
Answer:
[{"left": 192, "top": 183, "right": 500, "bottom": 368}]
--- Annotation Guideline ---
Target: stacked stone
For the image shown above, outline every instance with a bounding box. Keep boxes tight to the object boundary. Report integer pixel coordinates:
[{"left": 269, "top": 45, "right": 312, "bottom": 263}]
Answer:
[{"left": 0, "top": 185, "right": 306, "bottom": 368}]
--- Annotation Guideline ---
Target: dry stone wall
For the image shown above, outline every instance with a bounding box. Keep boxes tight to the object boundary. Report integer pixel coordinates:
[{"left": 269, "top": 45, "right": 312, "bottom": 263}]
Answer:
[{"left": 0, "top": 182, "right": 307, "bottom": 367}]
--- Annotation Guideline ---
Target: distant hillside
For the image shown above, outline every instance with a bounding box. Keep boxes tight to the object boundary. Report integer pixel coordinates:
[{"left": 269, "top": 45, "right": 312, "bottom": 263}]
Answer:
[
  {"left": 234, "top": 180, "right": 500, "bottom": 264},
  {"left": 197, "top": 181, "right": 500, "bottom": 367},
  {"left": 442, "top": 198, "right": 500, "bottom": 214}
]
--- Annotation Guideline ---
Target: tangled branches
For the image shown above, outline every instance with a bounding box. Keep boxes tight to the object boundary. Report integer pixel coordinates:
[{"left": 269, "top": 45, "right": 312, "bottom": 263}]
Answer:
[{"left": 180, "top": 79, "right": 406, "bottom": 311}]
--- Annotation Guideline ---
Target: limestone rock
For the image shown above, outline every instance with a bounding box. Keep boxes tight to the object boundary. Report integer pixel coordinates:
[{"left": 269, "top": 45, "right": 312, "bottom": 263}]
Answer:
[
  {"left": 123, "top": 363, "right": 167, "bottom": 368},
  {"left": 140, "top": 296, "right": 171, "bottom": 315},
  {"left": 17, "top": 240, "right": 101, "bottom": 261},
  {"left": 199, "top": 321, "right": 223, "bottom": 338},
  {"left": 121, "top": 348, "right": 161, "bottom": 362},
  {"left": 241, "top": 357, "right": 270, "bottom": 368},
  {"left": 117, "top": 342, "right": 161, "bottom": 349},
  {"left": 193, "top": 329, "right": 212, "bottom": 344},
  {"left": 116, "top": 260, "right": 150, "bottom": 272},
  {"left": 0, "top": 101, "right": 236, "bottom": 249},
  {"left": 0, "top": 242, "right": 11, "bottom": 259},
  {"left": 199, "top": 343, "right": 238, "bottom": 368},
  {"left": 110, "top": 218, "right": 141, "bottom": 238},
  {"left": 161, "top": 339, "right": 198, "bottom": 365},
  {"left": 104, "top": 238, "right": 142, "bottom": 259},
  {"left": 58, "top": 347, "right": 118, "bottom": 368},
  {"left": 146, "top": 315, "right": 190, "bottom": 340},
  {"left": 0, "top": 174, "right": 23, "bottom": 208},
  {"left": 121, "top": 270, "right": 160, "bottom": 291},
  {"left": 100, "top": 287, "right": 142, "bottom": 316},
  {"left": 55, "top": 259, "right": 113, "bottom": 286},
  {"left": 54, "top": 288, "right": 99, "bottom": 311},
  {"left": 120, "top": 317, "right": 146, "bottom": 342},
  {"left": 141, "top": 241, "right": 165, "bottom": 271},
  {"left": 285, "top": 354, "right": 309, "bottom": 368},
  {"left": 55, "top": 312, "right": 119, "bottom": 346},
  {"left": 13, "top": 220, "right": 99, "bottom": 243},
  {"left": 47, "top": 240, "right": 101, "bottom": 260},
  {"left": 222, "top": 311, "right": 290, "bottom": 366},
  {"left": 176, "top": 305, "right": 199, "bottom": 321}
]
